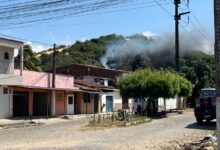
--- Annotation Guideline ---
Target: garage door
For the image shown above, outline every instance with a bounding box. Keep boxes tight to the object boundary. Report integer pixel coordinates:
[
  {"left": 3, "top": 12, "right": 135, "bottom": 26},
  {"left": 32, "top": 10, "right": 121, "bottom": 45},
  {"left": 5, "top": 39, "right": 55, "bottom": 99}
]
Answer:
[
  {"left": 33, "top": 92, "right": 50, "bottom": 116},
  {"left": 13, "top": 92, "right": 29, "bottom": 117}
]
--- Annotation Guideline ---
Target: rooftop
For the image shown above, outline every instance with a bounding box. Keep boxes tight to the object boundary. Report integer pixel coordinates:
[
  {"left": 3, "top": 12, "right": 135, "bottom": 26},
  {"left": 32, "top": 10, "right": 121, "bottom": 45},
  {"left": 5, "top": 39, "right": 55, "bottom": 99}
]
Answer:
[{"left": 50, "top": 63, "right": 129, "bottom": 79}]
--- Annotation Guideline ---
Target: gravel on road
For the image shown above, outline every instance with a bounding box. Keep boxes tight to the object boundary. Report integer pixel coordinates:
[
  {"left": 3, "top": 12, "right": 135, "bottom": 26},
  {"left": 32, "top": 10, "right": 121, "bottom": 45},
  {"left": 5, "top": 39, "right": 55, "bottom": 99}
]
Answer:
[{"left": 0, "top": 111, "right": 215, "bottom": 150}]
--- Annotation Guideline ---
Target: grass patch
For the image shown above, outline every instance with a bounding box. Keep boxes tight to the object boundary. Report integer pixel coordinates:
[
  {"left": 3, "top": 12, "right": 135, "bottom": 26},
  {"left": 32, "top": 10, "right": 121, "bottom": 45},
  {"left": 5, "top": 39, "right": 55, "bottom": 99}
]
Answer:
[{"left": 80, "top": 116, "right": 151, "bottom": 131}]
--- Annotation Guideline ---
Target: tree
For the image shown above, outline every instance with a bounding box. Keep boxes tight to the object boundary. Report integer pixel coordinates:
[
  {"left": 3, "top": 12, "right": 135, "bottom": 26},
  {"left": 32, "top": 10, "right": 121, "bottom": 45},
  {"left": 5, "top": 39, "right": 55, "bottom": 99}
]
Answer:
[
  {"left": 119, "top": 68, "right": 193, "bottom": 115},
  {"left": 16, "top": 44, "right": 42, "bottom": 71},
  {"left": 180, "top": 54, "right": 215, "bottom": 106}
]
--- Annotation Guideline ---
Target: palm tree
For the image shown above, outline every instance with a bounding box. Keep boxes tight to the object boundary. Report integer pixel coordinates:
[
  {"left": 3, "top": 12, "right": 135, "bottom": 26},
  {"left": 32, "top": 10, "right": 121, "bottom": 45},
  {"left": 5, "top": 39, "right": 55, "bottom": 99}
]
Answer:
[{"left": 16, "top": 44, "right": 42, "bottom": 71}]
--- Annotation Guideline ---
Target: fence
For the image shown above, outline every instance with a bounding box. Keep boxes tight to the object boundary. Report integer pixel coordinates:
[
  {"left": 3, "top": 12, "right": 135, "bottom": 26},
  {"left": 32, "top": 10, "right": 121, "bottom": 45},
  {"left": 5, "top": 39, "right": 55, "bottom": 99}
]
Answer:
[{"left": 91, "top": 110, "right": 139, "bottom": 123}]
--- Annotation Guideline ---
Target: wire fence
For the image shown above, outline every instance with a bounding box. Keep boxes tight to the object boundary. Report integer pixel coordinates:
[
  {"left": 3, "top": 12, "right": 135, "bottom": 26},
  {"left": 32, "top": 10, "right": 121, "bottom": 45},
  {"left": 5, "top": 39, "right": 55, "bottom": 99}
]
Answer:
[{"left": 91, "top": 109, "right": 143, "bottom": 123}]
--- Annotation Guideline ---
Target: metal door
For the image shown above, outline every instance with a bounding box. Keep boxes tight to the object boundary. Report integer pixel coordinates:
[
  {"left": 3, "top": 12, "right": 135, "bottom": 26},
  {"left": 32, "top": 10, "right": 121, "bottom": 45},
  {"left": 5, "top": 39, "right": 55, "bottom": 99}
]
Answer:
[{"left": 106, "top": 96, "right": 113, "bottom": 112}]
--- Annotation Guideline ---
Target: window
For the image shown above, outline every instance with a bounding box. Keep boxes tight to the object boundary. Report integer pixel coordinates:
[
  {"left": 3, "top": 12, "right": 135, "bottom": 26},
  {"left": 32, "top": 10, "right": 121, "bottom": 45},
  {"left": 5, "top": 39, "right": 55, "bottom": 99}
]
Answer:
[
  {"left": 4, "top": 52, "right": 9, "bottom": 60},
  {"left": 83, "top": 93, "right": 91, "bottom": 103},
  {"left": 3, "top": 87, "right": 9, "bottom": 94},
  {"left": 68, "top": 97, "right": 73, "bottom": 104}
]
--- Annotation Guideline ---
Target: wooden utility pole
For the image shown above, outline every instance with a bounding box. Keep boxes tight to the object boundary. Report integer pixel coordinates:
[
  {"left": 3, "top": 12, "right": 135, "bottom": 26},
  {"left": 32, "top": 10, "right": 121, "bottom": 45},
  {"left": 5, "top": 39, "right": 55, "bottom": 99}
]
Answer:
[
  {"left": 214, "top": 0, "right": 220, "bottom": 149},
  {"left": 174, "top": 0, "right": 190, "bottom": 71}
]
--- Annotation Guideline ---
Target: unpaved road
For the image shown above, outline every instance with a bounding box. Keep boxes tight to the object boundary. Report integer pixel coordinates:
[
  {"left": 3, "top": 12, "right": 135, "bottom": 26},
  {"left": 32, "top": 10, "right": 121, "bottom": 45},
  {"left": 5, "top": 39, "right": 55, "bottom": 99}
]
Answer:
[{"left": 0, "top": 111, "right": 215, "bottom": 150}]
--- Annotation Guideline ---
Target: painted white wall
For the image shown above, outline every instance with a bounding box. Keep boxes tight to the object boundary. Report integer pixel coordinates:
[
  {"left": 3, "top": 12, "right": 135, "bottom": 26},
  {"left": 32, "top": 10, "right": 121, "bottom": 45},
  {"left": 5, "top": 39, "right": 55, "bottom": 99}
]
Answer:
[
  {"left": 158, "top": 97, "right": 178, "bottom": 110},
  {"left": 0, "top": 86, "right": 12, "bottom": 118},
  {"left": 0, "top": 74, "right": 22, "bottom": 85},
  {"left": 0, "top": 46, "right": 22, "bottom": 85},
  {"left": 0, "top": 47, "right": 14, "bottom": 75},
  {"left": 114, "top": 90, "right": 122, "bottom": 103},
  {"left": 104, "top": 79, "right": 108, "bottom": 86}
]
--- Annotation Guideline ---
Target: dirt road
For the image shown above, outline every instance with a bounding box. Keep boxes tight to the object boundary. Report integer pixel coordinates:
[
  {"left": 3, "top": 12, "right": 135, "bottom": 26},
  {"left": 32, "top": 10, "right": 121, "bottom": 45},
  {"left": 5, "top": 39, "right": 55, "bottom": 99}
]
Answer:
[{"left": 0, "top": 111, "right": 215, "bottom": 150}]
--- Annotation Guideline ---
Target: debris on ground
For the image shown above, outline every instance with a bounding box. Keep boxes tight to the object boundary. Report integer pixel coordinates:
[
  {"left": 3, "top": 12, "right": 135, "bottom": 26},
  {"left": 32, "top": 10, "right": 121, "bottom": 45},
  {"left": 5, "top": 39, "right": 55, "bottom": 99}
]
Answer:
[
  {"left": 0, "top": 121, "right": 43, "bottom": 130},
  {"left": 61, "top": 115, "right": 70, "bottom": 119},
  {"left": 177, "top": 134, "right": 217, "bottom": 150}
]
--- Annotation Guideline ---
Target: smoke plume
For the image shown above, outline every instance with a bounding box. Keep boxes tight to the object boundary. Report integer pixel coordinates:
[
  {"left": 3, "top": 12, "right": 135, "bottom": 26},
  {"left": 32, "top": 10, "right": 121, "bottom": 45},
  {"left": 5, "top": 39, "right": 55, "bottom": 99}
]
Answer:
[{"left": 101, "top": 29, "right": 214, "bottom": 70}]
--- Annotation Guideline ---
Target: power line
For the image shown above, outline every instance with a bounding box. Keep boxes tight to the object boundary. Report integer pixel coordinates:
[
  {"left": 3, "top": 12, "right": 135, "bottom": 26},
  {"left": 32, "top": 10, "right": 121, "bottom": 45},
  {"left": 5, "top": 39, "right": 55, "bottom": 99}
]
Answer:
[
  {"left": 190, "top": 11, "right": 214, "bottom": 42},
  {"left": 0, "top": 2, "right": 171, "bottom": 29},
  {"left": 0, "top": 0, "right": 170, "bottom": 29},
  {"left": 153, "top": 0, "right": 209, "bottom": 53},
  {"left": 153, "top": 0, "right": 173, "bottom": 17},
  {"left": 177, "top": 5, "right": 214, "bottom": 44},
  {"left": 0, "top": 0, "right": 136, "bottom": 27}
]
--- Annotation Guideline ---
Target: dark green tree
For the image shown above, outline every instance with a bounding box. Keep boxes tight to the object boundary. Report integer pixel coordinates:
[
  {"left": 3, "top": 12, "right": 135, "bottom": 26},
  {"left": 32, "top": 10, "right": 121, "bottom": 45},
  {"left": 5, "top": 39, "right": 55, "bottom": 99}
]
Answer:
[
  {"left": 119, "top": 69, "right": 193, "bottom": 115},
  {"left": 16, "top": 45, "right": 42, "bottom": 71}
]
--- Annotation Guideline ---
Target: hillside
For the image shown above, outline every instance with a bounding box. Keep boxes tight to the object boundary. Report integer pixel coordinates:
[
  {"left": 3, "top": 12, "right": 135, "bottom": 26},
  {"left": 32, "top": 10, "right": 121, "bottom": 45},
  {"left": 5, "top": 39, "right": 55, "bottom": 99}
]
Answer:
[
  {"left": 36, "top": 33, "right": 215, "bottom": 100},
  {"left": 39, "top": 34, "right": 124, "bottom": 71}
]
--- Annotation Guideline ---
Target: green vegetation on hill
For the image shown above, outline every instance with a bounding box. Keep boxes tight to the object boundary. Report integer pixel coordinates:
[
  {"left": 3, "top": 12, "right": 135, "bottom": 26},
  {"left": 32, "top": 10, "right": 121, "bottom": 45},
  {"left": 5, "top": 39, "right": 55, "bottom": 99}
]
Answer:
[
  {"left": 39, "top": 34, "right": 123, "bottom": 71},
  {"left": 33, "top": 33, "right": 215, "bottom": 101},
  {"left": 15, "top": 45, "right": 42, "bottom": 72}
]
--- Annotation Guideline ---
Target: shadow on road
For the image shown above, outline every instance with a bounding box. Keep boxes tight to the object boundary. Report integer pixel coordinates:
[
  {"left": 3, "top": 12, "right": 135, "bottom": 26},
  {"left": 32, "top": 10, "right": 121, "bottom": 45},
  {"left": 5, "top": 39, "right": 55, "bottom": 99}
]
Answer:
[{"left": 185, "top": 121, "right": 216, "bottom": 130}]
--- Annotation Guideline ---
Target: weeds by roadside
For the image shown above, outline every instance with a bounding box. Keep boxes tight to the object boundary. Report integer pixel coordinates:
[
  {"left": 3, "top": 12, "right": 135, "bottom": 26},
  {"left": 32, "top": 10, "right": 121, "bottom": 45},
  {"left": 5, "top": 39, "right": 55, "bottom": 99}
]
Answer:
[{"left": 80, "top": 112, "right": 151, "bottom": 131}]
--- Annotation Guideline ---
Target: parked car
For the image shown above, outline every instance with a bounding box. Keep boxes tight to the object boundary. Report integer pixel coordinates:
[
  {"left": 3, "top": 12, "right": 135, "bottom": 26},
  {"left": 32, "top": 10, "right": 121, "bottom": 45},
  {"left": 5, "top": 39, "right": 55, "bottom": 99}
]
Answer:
[{"left": 194, "top": 88, "right": 216, "bottom": 124}]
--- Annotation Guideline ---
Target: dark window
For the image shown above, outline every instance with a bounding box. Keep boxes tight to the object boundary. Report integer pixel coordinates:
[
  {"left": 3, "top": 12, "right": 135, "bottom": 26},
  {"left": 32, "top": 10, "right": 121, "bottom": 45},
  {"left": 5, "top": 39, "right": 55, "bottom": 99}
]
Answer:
[
  {"left": 83, "top": 93, "right": 91, "bottom": 103},
  {"left": 68, "top": 97, "right": 73, "bottom": 104},
  {"left": 4, "top": 52, "right": 9, "bottom": 60},
  {"left": 3, "top": 87, "right": 9, "bottom": 94},
  {"left": 108, "top": 80, "right": 115, "bottom": 87}
]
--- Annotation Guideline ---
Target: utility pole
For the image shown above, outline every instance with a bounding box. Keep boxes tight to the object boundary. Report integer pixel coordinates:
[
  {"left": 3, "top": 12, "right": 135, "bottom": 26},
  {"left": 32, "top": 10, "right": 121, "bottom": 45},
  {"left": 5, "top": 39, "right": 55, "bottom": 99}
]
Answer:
[
  {"left": 52, "top": 43, "right": 56, "bottom": 88},
  {"left": 49, "top": 43, "right": 56, "bottom": 119},
  {"left": 214, "top": 0, "right": 220, "bottom": 149},
  {"left": 174, "top": 0, "right": 190, "bottom": 71}
]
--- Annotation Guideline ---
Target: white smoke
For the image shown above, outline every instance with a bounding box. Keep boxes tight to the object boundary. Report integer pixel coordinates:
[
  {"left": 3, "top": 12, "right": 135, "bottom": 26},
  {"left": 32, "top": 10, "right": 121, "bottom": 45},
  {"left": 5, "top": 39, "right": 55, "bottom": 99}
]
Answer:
[{"left": 101, "top": 29, "right": 214, "bottom": 69}]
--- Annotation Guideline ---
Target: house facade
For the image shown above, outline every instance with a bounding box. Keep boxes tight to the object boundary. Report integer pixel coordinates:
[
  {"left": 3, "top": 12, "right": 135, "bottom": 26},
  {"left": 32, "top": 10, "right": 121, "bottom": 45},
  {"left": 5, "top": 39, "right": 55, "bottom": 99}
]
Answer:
[
  {"left": 53, "top": 64, "right": 132, "bottom": 114},
  {"left": 0, "top": 38, "right": 133, "bottom": 118},
  {"left": 12, "top": 69, "right": 79, "bottom": 117},
  {"left": 0, "top": 37, "right": 24, "bottom": 118},
  {"left": 0, "top": 38, "right": 82, "bottom": 119}
]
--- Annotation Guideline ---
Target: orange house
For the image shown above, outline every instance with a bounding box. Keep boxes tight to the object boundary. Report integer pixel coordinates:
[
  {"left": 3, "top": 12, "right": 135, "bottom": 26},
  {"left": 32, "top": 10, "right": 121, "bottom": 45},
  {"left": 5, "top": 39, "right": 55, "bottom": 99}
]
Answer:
[{"left": 12, "top": 69, "right": 81, "bottom": 117}]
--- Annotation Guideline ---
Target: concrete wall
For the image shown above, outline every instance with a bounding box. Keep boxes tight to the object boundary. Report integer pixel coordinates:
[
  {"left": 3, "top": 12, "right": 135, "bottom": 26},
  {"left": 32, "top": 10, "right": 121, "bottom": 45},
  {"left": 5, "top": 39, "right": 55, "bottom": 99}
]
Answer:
[
  {"left": 114, "top": 91, "right": 122, "bottom": 111},
  {"left": 0, "top": 74, "right": 22, "bottom": 85},
  {"left": 0, "top": 46, "right": 14, "bottom": 75},
  {"left": 0, "top": 86, "right": 13, "bottom": 118},
  {"left": 158, "top": 97, "right": 178, "bottom": 110}
]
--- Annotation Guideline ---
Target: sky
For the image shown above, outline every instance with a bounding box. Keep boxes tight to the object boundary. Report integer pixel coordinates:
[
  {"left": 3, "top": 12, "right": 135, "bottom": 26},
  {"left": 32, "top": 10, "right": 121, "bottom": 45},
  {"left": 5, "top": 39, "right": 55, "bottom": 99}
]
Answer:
[{"left": 0, "top": 0, "right": 214, "bottom": 52}]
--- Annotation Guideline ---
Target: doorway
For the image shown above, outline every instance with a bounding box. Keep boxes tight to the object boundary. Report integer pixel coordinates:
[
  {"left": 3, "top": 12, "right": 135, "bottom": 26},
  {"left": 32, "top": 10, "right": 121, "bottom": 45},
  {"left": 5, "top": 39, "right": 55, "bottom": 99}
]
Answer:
[
  {"left": 33, "top": 92, "right": 50, "bottom": 116},
  {"left": 106, "top": 96, "right": 113, "bottom": 112},
  {"left": 67, "top": 95, "right": 75, "bottom": 115},
  {"left": 13, "top": 91, "right": 29, "bottom": 117}
]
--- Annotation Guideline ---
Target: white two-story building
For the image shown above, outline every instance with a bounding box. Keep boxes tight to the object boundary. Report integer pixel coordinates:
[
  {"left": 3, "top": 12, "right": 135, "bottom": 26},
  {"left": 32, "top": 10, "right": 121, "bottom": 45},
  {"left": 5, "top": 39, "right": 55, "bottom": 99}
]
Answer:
[{"left": 0, "top": 37, "right": 24, "bottom": 118}]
